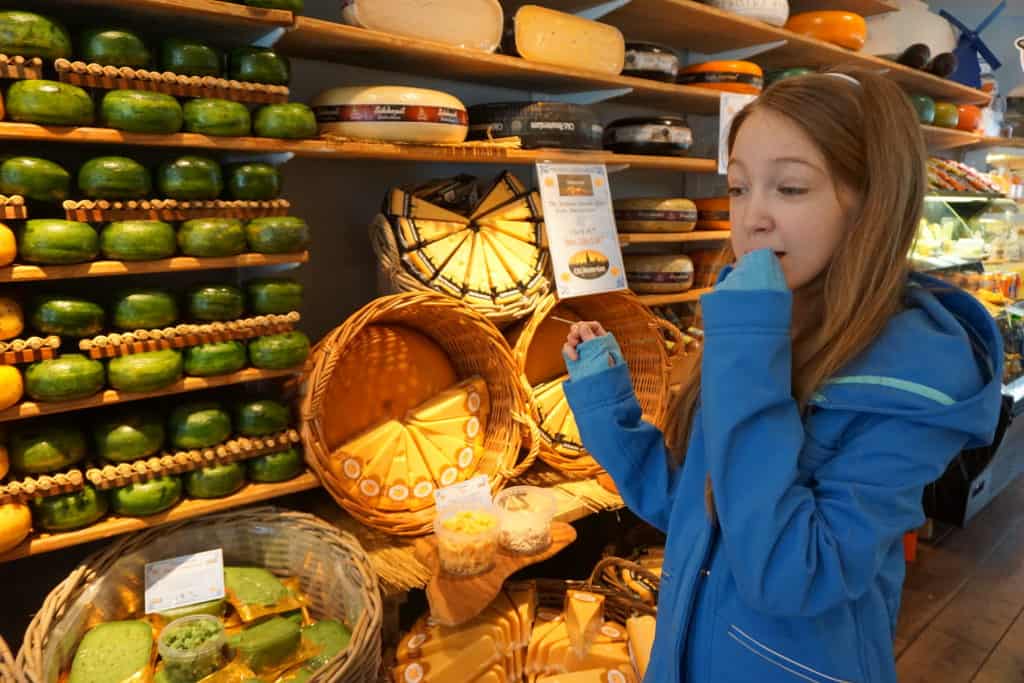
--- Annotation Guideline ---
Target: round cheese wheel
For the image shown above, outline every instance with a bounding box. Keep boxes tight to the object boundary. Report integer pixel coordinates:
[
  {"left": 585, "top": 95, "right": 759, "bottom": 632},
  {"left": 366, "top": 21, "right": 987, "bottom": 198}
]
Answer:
[
  {"left": 694, "top": 198, "right": 731, "bottom": 230},
  {"left": 614, "top": 198, "right": 697, "bottom": 233},
  {"left": 604, "top": 117, "right": 693, "bottom": 156},
  {"left": 785, "top": 12, "right": 867, "bottom": 52},
  {"left": 311, "top": 85, "right": 468, "bottom": 144},
  {"left": 707, "top": 0, "right": 789, "bottom": 27},
  {"left": 625, "top": 254, "right": 694, "bottom": 293},
  {"left": 623, "top": 42, "right": 679, "bottom": 82},
  {"left": 467, "top": 101, "right": 603, "bottom": 150},
  {"left": 678, "top": 61, "right": 763, "bottom": 94}
]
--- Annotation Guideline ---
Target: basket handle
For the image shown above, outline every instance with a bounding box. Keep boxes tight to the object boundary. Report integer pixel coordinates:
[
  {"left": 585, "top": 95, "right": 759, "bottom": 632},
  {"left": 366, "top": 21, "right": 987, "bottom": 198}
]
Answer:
[
  {"left": 504, "top": 411, "right": 541, "bottom": 479},
  {"left": 654, "top": 318, "right": 688, "bottom": 361},
  {"left": 587, "top": 556, "right": 662, "bottom": 589}
]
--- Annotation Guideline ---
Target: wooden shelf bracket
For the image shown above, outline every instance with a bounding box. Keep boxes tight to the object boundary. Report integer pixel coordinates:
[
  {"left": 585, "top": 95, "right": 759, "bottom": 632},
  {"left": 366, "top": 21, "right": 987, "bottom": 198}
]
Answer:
[
  {"left": 530, "top": 86, "right": 634, "bottom": 105},
  {"left": 575, "top": 0, "right": 632, "bottom": 20},
  {"left": 692, "top": 39, "right": 789, "bottom": 64}
]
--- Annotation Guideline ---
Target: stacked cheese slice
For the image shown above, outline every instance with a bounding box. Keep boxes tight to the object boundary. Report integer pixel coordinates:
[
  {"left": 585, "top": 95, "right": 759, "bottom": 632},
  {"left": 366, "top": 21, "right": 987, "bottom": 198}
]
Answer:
[
  {"left": 535, "top": 375, "right": 585, "bottom": 459},
  {"left": 384, "top": 172, "right": 550, "bottom": 318},
  {"left": 328, "top": 376, "right": 489, "bottom": 514}
]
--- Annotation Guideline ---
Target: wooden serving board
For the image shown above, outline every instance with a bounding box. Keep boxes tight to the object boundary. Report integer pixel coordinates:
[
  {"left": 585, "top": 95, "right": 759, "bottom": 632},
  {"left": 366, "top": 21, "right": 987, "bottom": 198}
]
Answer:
[{"left": 416, "top": 521, "right": 576, "bottom": 626}]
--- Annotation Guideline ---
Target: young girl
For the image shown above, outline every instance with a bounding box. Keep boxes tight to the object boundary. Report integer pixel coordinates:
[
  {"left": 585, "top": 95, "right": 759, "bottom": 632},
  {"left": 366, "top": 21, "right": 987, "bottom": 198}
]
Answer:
[{"left": 561, "top": 68, "right": 1003, "bottom": 682}]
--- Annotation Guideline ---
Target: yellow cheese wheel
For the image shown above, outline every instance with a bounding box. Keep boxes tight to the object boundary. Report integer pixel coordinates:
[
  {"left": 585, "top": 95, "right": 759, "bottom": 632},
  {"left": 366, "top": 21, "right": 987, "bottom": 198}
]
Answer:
[
  {"left": 0, "top": 297, "right": 23, "bottom": 341},
  {"left": 321, "top": 324, "right": 458, "bottom": 448},
  {"left": 614, "top": 198, "right": 697, "bottom": 233},
  {"left": 0, "top": 502, "right": 31, "bottom": 554},
  {"left": 0, "top": 444, "right": 8, "bottom": 480},
  {"left": 0, "top": 223, "right": 14, "bottom": 266},
  {"left": 625, "top": 254, "right": 694, "bottom": 293},
  {"left": 0, "top": 365, "right": 22, "bottom": 411}
]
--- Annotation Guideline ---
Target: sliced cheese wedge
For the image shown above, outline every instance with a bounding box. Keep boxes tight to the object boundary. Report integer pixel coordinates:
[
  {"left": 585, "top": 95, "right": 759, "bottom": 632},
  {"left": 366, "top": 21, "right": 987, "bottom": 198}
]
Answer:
[
  {"left": 379, "top": 436, "right": 410, "bottom": 512},
  {"left": 402, "top": 230, "right": 469, "bottom": 282},
  {"left": 481, "top": 232, "right": 523, "bottom": 301},
  {"left": 393, "top": 634, "right": 499, "bottom": 682},
  {"left": 433, "top": 228, "right": 475, "bottom": 297},
  {"left": 407, "top": 425, "right": 461, "bottom": 489},
  {"left": 395, "top": 217, "right": 466, "bottom": 251},
  {"left": 626, "top": 615, "right": 655, "bottom": 681},
  {"left": 474, "top": 190, "right": 543, "bottom": 223},
  {"left": 563, "top": 642, "right": 633, "bottom": 677},
  {"left": 471, "top": 171, "right": 529, "bottom": 220},
  {"left": 481, "top": 218, "right": 542, "bottom": 246},
  {"left": 330, "top": 419, "right": 405, "bottom": 498},
  {"left": 387, "top": 188, "right": 470, "bottom": 224},
  {"left": 537, "top": 668, "right": 636, "bottom": 683},
  {"left": 402, "top": 428, "right": 438, "bottom": 510},
  {"left": 565, "top": 590, "right": 605, "bottom": 659}
]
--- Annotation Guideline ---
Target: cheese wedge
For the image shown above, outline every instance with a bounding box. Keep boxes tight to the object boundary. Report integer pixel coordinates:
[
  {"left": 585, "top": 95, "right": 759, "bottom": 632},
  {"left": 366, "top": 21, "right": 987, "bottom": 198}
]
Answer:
[
  {"left": 378, "top": 434, "right": 410, "bottom": 512},
  {"left": 471, "top": 171, "right": 529, "bottom": 220},
  {"left": 565, "top": 591, "right": 605, "bottom": 659},
  {"left": 405, "top": 376, "right": 488, "bottom": 483},
  {"left": 527, "top": 612, "right": 564, "bottom": 676},
  {"left": 398, "top": 618, "right": 506, "bottom": 663},
  {"left": 474, "top": 190, "right": 543, "bottom": 223},
  {"left": 395, "top": 217, "right": 466, "bottom": 251},
  {"left": 481, "top": 218, "right": 542, "bottom": 246},
  {"left": 402, "top": 429, "right": 437, "bottom": 510},
  {"left": 387, "top": 188, "right": 470, "bottom": 224},
  {"left": 433, "top": 230, "right": 475, "bottom": 297},
  {"left": 329, "top": 418, "right": 405, "bottom": 492},
  {"left": 537, "top": 668, "right": 636, "bottom": 683},
  {"left": 406, "top": 425, "right": 461, "bottom": 489},
  {"left": 402, "top": 231, "right": 469, "bottom": 282},
  {"left": 563, "top": 642, "right": 632, "bottom": 675},
  {"left": 481, "top": 234, "right": 524, "bottom": 301},
  {"left": 393, "top": 634, "right": 499, "bottom": 682},
  {"left": 626, "top": 616, "right": 655, "bottom": 680}
]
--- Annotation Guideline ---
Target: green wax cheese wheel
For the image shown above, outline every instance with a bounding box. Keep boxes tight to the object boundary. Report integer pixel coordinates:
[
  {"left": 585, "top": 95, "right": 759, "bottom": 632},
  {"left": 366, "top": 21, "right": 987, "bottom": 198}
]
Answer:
[
  {"left": 10, "top": 421, "right": 87, "bottom": 474},
  {"left": 253, "top": 103, "right": 317, "bottom": 139},
  {"left": 765, "top": 67, "right": 814, "bottom": 85},
  {"left": 161, "top": 38, "right": 222, "bottom": 77},
  {"left": 110, "top": 475, "right": 182, "bottom": 516},
  {"left": 177, "top": 218, "right": 247, "bottom": 258},
  {"left": 242, "top": 0, "right": 304, "bottom": 11},
  {"left": 230, "top": 47, "right": 290, "bottom": 85},
  {"left": 934, "top": 102, "right": 959, "bottom": 129},
  {"left": 188, "top": 285, "right": 245, "bottom": 321},
  {"left": 185, "top": 461, "right": 245, "bottom": 498},
  {"left": 169, "top": 401, "right": 232, "bottom": 449},
  {"left": 0, "top": 11, "right": 72, "bottom": 59},
  {"left": 93, "top": 411, "right": 165, "bottom": 462},
  {"left": 911, "top": 95, "right": 937, "bottom": 125},
  {"left": 0, "top": 156, "right": 71, "bottom": 203},
  {"left": 100, "top": 220, "right": 177, "bottom": 261},
  {"left": 183, "top": 98, "right": 252, "bottom": 137},
  {"left": 67, "top": 620, "right": 152, "bottom": 683},
  {"left": 228, "top": 163, "right": 281, "bottom": 201},
  {"left": 7, "top": 80, "right": 93, "bottom": 125},
  {"left": 31, "top": 296, "right": 104, "bottom": 337},
  {"left": 111, "top": 289, "right": 178, "bottom": 330},
  {"left": 228, "top": 617, "right": 301, "bottom": 672},
  {"left": 302, "top": 620, "right": 351, "bottom": 671},
  {"left": 248, "top": 332, "right": 310, "bottom": 370},
  {"left": 158, "top": 156, "right": 223, "bottom": 200},
  {"left": 18, "top": 219, "right": 99, "bottom": 265},
  {"left": 32, "top": 485, "right": 108, "bottom": 532},
  {"left": 24, "top": 354, "right": 105, "bottom": 402},
  {"left": 224, "top": 566, "right": 289, "bottom": 605},
  {"left": 158, "top": 599, "right": 226, "bottom": 620},
  {"left": 78, "top": 156, "right": 152, "bottom": 199},
  {"left": 235, "top": 398, "right": 290, "bottom": 436},
  {"left": 80, "top": 27, "right": 151, "bottom": 68},
  {"left": 246, "top": 278, "right": 302, "bottom": 315},
  {"left": 107, "top": 349, "right": 183, "bottom": 392},
  {"left": 247, "top": 446, "right": 303, "bottom": 483},
  {"left": 184, "top": 341, "right": 247, "bottom": 377},
  {"left": 245, "top": 216, "right": 310, "bottom": 254},
  {"left": 100, "top": 90, "right": 183, "bottom": 134}
]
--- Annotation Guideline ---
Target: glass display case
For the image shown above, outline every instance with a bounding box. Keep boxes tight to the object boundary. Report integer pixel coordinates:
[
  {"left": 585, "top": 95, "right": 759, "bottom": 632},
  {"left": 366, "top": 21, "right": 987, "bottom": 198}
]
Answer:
[{"left": 912, "top": 194, "right": 1022, "bottom": 269}]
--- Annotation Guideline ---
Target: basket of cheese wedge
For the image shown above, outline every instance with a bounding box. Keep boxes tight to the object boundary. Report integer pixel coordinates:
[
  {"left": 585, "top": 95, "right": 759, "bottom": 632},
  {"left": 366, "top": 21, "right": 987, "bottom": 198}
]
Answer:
[
  {"left": 370, "top": 171, "right": 551, "bottom": 326},
  {"left": 18, "top": 507, "right": 382, "bottom": 683},
  {"left": 505, "top": 292, "right": 683, "bottom": 477},
  {"left": 301, "top": 291, "right": 537, "bottom": 536}
]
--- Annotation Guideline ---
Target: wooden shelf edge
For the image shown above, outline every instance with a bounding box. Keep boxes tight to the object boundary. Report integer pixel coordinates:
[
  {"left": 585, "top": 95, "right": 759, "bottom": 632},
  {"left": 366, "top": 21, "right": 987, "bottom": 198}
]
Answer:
[
  {"left": 0, "top": 252, "right": 309, "bottom": 282},
  {"left": 637, "top": 287, "right": 713, "bottom": 306},
  {"left": 61, "top": 0, "right": 294, "bottom": 28},
  {"left": 969, "top": 137, "right": 1024, "bottom": 150},
  {"left": 0, "top": 368, "right": 303, "bottom": 423},
  {"left": 619, "top": 231, "right": 730, "bottom": 245},
  {"left": 0, "top": 471, "right": 320, "bottom": 563},
  {"left": 922, "top": 125, "right": 983, "bottom": 151}
]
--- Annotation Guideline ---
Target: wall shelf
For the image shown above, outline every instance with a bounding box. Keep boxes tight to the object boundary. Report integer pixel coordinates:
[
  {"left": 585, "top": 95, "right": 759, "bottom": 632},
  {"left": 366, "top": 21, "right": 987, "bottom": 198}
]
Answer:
[
  {"left": 619, "top": 231, "right": 730, "bottom": 245},
  {"left": 787, "top": 0, "right": 897, "bottom": 15},
  {"left": 637, "top": 287, "right": 713, "bottom": 306},
  {"left": 923, "top": 125, "right": 983, "bottom": 152},
  {"left": 0, "top": 252, "right": 309, "bottom": 283}
]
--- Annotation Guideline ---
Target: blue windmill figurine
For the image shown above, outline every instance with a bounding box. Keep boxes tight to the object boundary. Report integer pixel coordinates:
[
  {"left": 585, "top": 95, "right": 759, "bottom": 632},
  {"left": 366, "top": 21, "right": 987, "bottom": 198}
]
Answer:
[{"left": 939, "top": 1, "right": 1005, "bottom": 89}]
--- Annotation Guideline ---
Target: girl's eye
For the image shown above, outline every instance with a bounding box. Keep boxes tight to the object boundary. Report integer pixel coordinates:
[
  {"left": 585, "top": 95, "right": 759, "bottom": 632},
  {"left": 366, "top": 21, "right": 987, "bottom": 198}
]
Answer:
[
  {"left": 779, "top": 186, "right": 808, "bottom": 196},
  {"left": 727, "top": 186, "right": 747, "bottom": 197}
]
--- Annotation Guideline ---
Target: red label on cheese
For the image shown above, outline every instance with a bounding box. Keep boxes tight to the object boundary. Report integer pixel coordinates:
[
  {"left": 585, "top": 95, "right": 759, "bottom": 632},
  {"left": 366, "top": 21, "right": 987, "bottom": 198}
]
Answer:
[
  {"left": 313, "top": 104, "right": 468, "bottom": 126},
  {"left": 615, "top": 209, "right": 697, "bottom": 222}
]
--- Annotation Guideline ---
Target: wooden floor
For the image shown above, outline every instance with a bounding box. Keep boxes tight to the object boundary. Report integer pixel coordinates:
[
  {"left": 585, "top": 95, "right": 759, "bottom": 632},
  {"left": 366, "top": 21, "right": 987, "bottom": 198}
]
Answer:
[{"left": 896, "top": 475, "right": 1024, "bottom": 681}]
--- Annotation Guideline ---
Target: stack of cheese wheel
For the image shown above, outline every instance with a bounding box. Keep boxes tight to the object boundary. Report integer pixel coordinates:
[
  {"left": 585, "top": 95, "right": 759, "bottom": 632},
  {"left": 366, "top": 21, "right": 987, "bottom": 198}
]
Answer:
[
  {"left": 301, "top": 291, "right": 532, "bottom": 535},
  {"left": 506, "top": 292, "right": 673, "bottom": 478},
  {"left": 624, "top": 253, "right": 695, "bottom": 294},
  {"left": 371, "top": 171, "right": 551, "bottom": 325},
  {"left": 614, "top": 197, "right": 697, "bottom": 233},
  {"left": 694, "top": 197, "right": 730, "bottom": 230},
  {"left": 690, "top": 247, "right": 732, "bottom": 288}
]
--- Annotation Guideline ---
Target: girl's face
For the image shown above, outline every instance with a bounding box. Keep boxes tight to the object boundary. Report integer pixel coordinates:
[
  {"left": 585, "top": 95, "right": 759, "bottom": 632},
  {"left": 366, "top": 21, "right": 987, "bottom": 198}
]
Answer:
[{"left": 727, "top": 108, "right": 856, "bottom": 290}]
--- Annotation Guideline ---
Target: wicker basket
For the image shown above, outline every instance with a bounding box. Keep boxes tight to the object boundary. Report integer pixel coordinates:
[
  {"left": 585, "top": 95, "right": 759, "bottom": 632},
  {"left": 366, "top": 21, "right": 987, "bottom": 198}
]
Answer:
[
  {"left": 534, "top": 556, "right": 661, "bottom": 624},
  {"left": 17, "top": 508, "right": 382, "bottom": 683},
  {"left": 301, "top": 291, "right": 538, "bottom": 536},
  {"left": 0, "top": 635, "right": 23, "bottom": 683},
  {"left": 509, "top": 292, "right": 683, "bottom": 477},
  {"left": 370, "top": 213, "right": 549, "bottom": 326}
]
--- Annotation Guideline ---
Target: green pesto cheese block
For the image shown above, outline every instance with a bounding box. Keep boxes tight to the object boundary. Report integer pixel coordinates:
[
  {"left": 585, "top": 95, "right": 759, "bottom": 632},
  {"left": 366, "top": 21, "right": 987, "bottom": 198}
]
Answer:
[
  {"left": 68, "top": 620, "right": 154, "bottom": 683},
  {"left": 106, "top": 349, "right": 184, "bottom": 393},
  {"left": 110, "top": 475, "right": 182, "bottom": 516},
  {"left": 228, "top": 617, "right": 301, "bottom": 673},
  {"left": 32, "top": 485, "right": 108, "bottom": 531},
  {"left": 246, "top": 447, "right": 303, "bottom": 483},
  {"left": 93, "top": 411, "right": 165, "bottom": 462},
  {"left": 302, "top": 620, "right": 352, "bottom": 671},
  {"left": 158, "top": 599, "right": 227, "bottom": 621},
  {"left": 10, "top": 420, "right": 87, "bottom": 474},
  {"left": 184, "top": 461, "right": 245, "bottom": 498},
  {"left": 224, "top": 566, "right": 289, "bottom": 606}
]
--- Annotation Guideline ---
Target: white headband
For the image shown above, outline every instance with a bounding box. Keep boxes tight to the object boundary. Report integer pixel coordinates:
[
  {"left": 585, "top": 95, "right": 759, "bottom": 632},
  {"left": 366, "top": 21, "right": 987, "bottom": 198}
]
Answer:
[{"left": 824, "top": 72, "right": 861, "bottom": 87}]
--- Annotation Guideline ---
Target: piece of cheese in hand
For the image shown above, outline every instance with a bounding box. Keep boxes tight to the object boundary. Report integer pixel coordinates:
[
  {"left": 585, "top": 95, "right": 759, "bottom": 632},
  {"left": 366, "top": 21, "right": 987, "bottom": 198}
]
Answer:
[
  {"left": 512, "top": 5, "right": 625, "bottom": 76},
  {"left": 341, "top": 0, "right": 504, "bottom": 52},
  {"left": 565, "top": 590, "right": 605, "bottom": 659}
]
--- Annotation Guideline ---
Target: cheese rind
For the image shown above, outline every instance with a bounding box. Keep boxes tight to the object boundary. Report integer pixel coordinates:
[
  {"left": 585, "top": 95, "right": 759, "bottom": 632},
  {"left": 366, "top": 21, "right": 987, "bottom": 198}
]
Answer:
[
  {"left": 341, "top": 0, "right": 504, "bottom": 52},
  {"left": 624, "top": 254, "right": 694, "bottom": 294},
  {"left": 513, "top": 5, "right": 625, "bottom": 76},
  {"left": 614, "top": 198, "right": 697, "bottom": 233}
]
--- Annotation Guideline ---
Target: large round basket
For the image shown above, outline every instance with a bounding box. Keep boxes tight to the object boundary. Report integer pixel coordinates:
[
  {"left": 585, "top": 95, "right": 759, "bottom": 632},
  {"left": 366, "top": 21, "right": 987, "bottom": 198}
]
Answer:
[
  {"left": 370, "top": 214, "right": 549, "bottom": 327},
  {"left": 510, "top": 292, "right": 683, "bottom": 477},
  {"left": 301, "top": 291, "right": 538, "bottom": 536},
  {"left": 17, "top": 508, "right": 382, "bottom": 683},
  {"left": 1, "top": 635, "right": 23, "bottom": 683}
]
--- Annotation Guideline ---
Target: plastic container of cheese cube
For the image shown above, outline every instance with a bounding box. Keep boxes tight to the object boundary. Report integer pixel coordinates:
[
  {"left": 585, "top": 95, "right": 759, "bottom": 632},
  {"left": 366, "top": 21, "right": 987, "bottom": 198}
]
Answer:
[
  {"left": 494, "top": 486, "right": 556, "bottom": 555},
  {"left": 434, "top": 503, "right": 500, "bottom": 576}
]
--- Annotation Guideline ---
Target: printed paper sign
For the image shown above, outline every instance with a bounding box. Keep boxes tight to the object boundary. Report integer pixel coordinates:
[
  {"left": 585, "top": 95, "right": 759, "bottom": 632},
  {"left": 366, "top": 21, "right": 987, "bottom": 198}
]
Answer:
[
  {"left": 145, "top": 548, "right": 225, "bottom": 614},
  {"left": 535, "top": 162, "right": 627, "bottom": 299},
  {"left": 718, "top": 92, "right": 758, "bottom": 174},
  {"left": 434, "top": 474, "right": 492, "bottom": 513}
]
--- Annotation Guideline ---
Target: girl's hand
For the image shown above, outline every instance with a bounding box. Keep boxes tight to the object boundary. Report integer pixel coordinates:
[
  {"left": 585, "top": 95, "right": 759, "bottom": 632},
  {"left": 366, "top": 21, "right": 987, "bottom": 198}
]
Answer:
[{"left": 563, "top": 321, "right": 609, "bottom": 361}]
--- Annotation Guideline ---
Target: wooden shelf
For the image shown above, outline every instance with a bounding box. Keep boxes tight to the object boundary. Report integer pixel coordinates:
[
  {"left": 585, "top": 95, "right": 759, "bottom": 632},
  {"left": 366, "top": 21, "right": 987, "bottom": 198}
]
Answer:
[
  {"left": 619, "top": 230, "right": 730, "bottom": 245},
  {"left": 277, "top": 17, "right": 722, "bottom": 115},
  {"left": 970, "top": 137, "right": 1024, "bottom": 150},
  {"left": 0, "top": 471, "right": 320, "bottom": 563},
  {"left": 923, "top": 125, "right": 982, "bottom": 151},
  {"left": 637, "top": 287, "right": 713, "bottom": 306},
  {"left": 516, "top": 0, "right": 988, "bottom": 106},
  {"left": 57, "top": 0, "right": 293, "bottom": 31},
  {"left": 0, "top": 368, "right": 301, "bottom": 423},
  {"left": 0, "top": 252, "right": 309, "bottom": 283},
  {"left": 0, "top": 123, "right": 718, "bottom": 171},
  {"left": 787, "top": 0, "right": 897, "bottom": 15}
]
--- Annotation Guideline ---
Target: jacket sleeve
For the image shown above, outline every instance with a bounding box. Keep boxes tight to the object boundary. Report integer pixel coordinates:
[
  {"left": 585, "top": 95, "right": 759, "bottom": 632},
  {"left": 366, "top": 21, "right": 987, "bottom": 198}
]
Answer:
[
  {"left": 700, "top": 289, "right": 970, "bottom": 617},
  {"left": 563, "top": 363, "right": 679, "bottom": 532}
]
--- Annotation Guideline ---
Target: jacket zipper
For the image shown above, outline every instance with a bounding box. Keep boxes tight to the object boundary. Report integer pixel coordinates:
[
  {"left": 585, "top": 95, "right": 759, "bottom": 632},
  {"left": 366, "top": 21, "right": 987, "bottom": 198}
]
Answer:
[{"left": 673, "top": 523, "right": 717, "bottom": 680}]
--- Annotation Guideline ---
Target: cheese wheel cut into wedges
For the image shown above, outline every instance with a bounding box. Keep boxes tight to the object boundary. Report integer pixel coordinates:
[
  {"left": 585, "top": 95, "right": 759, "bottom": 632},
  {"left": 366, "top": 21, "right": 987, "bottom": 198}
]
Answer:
[{"left": 341, "top": 0, "right": 504, "bottom": 52}]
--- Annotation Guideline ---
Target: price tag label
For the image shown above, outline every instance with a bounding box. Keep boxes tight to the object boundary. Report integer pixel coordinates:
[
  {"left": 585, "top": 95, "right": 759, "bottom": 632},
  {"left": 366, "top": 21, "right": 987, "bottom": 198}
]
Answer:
[
  {"left": 718, "top": 92, "right": 758, "bottom": 174},
  {"left": 536, "top": 162, "right": 627, "bottom": 299},
  {"left": 434, "top": 474, "right": 492, "bottom": 514},
  {"left": 144, "top": 548, "right": 225, "bottom": 614}
]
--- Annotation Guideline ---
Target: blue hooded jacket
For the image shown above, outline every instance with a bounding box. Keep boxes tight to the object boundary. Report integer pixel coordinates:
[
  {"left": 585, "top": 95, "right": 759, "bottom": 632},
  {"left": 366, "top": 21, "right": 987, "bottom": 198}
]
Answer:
[{"left": 563, "top": 272, "right": 1003, "bottom": 683}]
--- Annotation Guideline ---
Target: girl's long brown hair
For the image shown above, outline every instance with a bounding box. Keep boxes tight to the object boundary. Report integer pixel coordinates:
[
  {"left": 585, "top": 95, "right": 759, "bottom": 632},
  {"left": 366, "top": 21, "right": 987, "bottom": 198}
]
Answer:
[{"left": 667, "top": 68, "right": 928, "bottom": 517}]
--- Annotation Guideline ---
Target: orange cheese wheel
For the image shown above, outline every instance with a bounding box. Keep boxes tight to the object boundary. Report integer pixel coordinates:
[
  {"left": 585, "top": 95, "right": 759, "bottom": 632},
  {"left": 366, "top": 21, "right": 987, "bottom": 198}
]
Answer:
[
  {"left": 785, "top": 12, "right": 867, "bottom": 51},
  {"left": 957, "top": 105, "right": 982, "bottom": 132},
  {"left": 693, "top": 197, "right": 730, "bottom": 231},
  {"left": 677, "top": 60, "right": 763, "bottom": 95}
]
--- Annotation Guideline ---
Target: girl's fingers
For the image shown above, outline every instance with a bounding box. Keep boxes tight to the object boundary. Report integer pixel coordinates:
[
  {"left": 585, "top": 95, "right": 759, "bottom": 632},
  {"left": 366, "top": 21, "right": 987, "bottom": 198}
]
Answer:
[{"left": 563, "top": 342, "right": 579, "bottom": 362}]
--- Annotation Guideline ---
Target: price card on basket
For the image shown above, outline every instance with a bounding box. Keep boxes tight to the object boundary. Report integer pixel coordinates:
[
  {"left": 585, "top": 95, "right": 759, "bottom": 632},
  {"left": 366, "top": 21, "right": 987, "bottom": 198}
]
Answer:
[
  {"left": 435, "top": 474, "right": 492, "bottom": 513},
  {"left": 718, "top": 92, "right": 758, "bottom": 174},
  {"left": 535, "top": 162, "right": 627, "bottom": 299},
  {"left": 144, "top": 548, "right": 225, "bottom": 614}
]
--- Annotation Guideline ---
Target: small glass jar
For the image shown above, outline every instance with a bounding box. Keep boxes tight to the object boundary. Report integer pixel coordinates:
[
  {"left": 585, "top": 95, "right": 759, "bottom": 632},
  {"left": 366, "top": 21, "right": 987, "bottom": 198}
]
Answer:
[
  {"left": 434, "top": 504, "right": 499, "bottom": 577},
  {"left": 158, "top": 615, "right": 228, "bottom": 683},
  {"left": 494, "top": 486, "right": 557, "bottom": 555}
]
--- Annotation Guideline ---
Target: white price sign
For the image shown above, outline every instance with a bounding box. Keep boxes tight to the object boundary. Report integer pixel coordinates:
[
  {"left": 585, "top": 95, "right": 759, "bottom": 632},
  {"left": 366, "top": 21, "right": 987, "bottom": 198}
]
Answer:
[
  {"left": 718, "top": 92, "right": 758, "bottom": 174},
  {"left": 144, "top": 548, "right": 225, "bottom": 614},
  {"left": 535, "top": 162, "right": 627, "bottom": 299}
]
